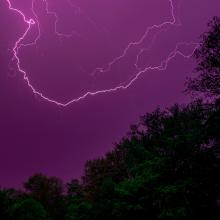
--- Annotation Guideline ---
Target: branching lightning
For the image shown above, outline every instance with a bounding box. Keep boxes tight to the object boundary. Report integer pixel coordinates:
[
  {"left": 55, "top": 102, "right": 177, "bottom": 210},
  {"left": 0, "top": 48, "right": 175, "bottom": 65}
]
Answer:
[{"left": 5, "top": 0, "right": 199, "bottom": 107}]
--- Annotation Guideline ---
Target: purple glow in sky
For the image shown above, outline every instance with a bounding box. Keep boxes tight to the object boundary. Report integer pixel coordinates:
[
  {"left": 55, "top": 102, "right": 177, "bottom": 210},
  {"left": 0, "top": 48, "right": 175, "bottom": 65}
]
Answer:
[{"left": 0, "top": 0, "right": 220, "bottom": 187}]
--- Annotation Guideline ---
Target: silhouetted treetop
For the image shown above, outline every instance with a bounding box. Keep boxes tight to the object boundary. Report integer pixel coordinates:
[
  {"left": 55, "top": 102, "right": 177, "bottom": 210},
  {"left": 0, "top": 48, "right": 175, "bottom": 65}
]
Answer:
[{"left": 187, "top": 16, "right": 220, "bottom": 97}]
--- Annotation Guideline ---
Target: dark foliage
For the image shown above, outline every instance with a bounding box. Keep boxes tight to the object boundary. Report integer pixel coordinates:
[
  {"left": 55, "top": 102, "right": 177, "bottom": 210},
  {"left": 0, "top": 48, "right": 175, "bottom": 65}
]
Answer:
[
  {"left": 187, "top": 17, "right": 220, "bottom": 98},
  {"left": 24, "top": 173, "right": 66, "bottom": 220},
  {"left": 1, "top": 17, "right": 220, "bottom": 220}
]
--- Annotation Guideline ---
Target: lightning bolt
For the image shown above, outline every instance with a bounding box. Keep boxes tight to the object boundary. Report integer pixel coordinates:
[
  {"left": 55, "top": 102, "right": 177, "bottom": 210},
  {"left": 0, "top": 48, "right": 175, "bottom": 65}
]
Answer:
[{"left": 5, "top": 0, "right": 199, "bottom": 107}]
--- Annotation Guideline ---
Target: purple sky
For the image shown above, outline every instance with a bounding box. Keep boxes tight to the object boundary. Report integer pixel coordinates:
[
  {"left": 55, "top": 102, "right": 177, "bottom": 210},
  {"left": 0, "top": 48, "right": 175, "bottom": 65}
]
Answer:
[{"left": 1, "top": 0, "right": 220, "bottom": 188}]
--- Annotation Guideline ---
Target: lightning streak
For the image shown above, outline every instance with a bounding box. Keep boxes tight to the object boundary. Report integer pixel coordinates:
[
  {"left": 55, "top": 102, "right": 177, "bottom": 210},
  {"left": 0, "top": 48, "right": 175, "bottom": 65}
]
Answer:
[{"left": 5, "top": 0, "right": 199, "bottom": 107}]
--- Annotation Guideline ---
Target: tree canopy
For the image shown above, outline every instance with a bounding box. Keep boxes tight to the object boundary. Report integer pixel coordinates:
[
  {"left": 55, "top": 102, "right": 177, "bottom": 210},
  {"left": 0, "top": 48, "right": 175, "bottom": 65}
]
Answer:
[{"left": 187, "top": 17, "right": 220, "bottom": 98}]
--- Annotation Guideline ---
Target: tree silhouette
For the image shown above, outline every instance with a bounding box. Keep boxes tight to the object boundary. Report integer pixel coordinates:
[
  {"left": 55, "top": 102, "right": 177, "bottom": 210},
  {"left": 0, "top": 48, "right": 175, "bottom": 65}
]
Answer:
[
  {"left": 187, "top": 17, "right": 220, "bottom": 98},
  {"left": 24, "top": 173, "right": 65, "bottom": 220},
  {"left": 8, "top": 198, "right": 47, "bottom": 220}
]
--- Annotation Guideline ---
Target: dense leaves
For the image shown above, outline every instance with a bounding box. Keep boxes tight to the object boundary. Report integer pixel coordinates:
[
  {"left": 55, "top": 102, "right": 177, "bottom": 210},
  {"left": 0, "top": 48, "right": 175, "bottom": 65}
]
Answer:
[
  {"left": 187, "top": 17, "right": 220, "bottom": 97},
  {"left": 24, "top": 173, "right": 65, "bottom": 220},
  {"left": 8, "top": 198, "right": 47, "bottom": 220}
]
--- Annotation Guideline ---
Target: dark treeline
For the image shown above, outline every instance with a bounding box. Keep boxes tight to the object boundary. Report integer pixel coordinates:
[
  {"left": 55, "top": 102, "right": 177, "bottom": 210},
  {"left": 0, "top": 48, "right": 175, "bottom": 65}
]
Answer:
[{"left": 1, "top": 17, "right": 220, "bottom": 220}]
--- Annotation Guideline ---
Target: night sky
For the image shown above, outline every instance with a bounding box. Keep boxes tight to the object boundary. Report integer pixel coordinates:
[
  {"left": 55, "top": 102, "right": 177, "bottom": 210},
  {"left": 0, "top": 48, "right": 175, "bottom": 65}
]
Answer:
[{"left": 1, "top": 0, "right": 220, "bottom": 188}]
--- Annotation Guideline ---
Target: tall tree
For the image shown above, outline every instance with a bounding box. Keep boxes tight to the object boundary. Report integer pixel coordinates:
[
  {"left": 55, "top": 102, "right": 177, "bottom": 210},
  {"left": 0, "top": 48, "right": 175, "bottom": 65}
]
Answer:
[
  {"left": 24, "top": 173, "right": 65, "bottom": 220},
  {"left": 187, "top": 17, "right": 220, "bottom": 98}
]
